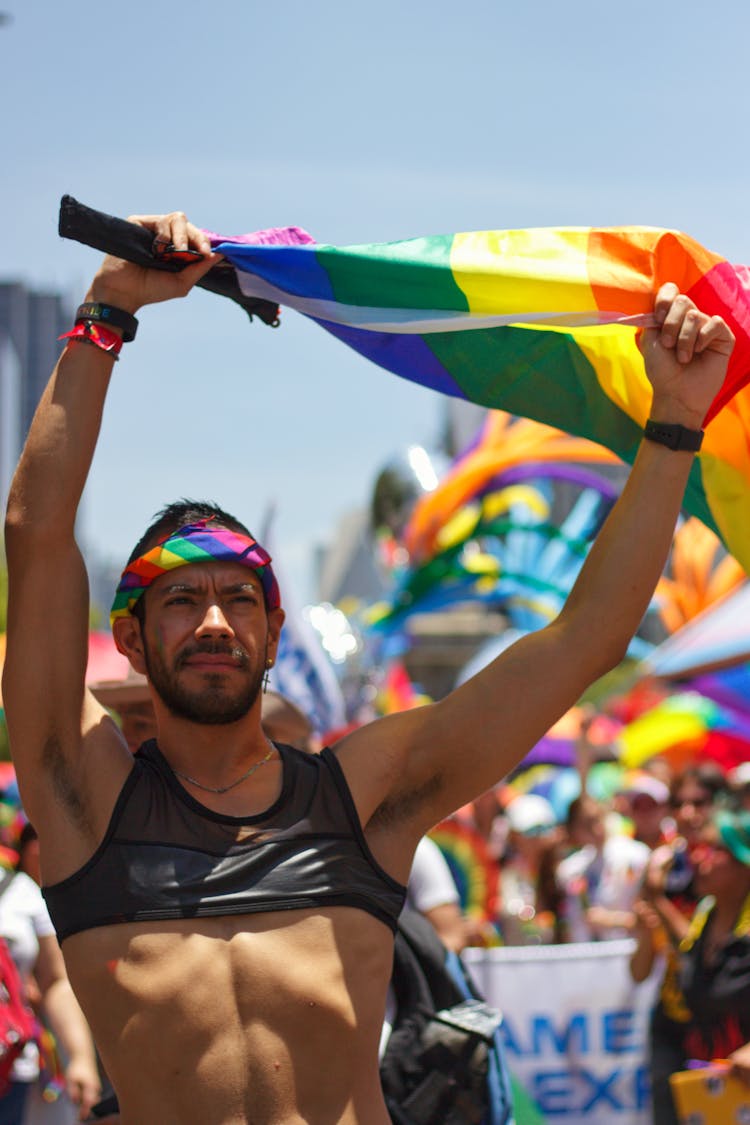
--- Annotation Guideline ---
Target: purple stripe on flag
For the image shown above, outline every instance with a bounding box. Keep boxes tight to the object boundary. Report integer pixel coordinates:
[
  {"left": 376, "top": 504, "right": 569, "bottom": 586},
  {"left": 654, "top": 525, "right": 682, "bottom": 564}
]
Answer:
[
  {"left": 312, "top": 318, "right": 467, "bottom": 400},
  {"left": 204, "top": 226, "right": 315, "bottom": 248}
]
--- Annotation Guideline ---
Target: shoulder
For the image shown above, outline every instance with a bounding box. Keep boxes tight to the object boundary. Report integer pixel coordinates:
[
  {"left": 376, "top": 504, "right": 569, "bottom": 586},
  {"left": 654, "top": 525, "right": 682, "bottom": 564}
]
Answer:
[
  {"left": 557, "top": 845, "right": 593, "bottom": 883},
  {"left": 2, "top": 871, "right": 43, "bottom": 909},
  {"left": 0, "top": 872, "right": 53, "bottom": 936},
  {"left": 408, "top": 837, "right": 459, "bottom": 911},
  {"left": 604, "top": 834, "right": 650, "bottom": 863}
]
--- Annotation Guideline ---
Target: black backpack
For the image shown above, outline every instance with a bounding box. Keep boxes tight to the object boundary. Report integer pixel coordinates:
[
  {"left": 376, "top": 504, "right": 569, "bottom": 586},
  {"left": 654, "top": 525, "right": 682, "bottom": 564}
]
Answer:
[{"left": 380, "top": 909, "right": 512, "bottom": 1125}]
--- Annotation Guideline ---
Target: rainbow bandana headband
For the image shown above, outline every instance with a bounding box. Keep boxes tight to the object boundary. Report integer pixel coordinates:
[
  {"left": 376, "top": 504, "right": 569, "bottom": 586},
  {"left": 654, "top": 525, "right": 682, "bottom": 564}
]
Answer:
[{"left": 110, "top": 520, "right": 281, "bottom": 627}]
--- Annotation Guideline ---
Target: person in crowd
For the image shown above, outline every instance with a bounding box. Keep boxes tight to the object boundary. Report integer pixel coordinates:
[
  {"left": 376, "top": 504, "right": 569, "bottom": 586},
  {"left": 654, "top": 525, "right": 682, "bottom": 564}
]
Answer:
[
  {"left": 258, "top": 691, "right": 318, "bottom": 753},
  {"left": 670, "top": 763, "right": 728, "bottom": 854},
  {"left": 0, "top": 816, "right": 100, "bottom": 1124},
  {"left": 429, "top": 797, "right": 507, "bottom": 948},
  {"left": 499, "top": 794, "right": 559, "bottom": 945},
  {"left": 728, "top": 762, "right": 750, "bottom": 813},
  {"left": 620, "top": 772, "right": 671, "bottom": 850},
  {"left": 535, "top": 830, "right": 569, "bottom": 945},
  {"left": 635, "top": 809, "right": 750, "bottom": 1123},
  {"left": 2, "top": 209, "right": 733, "bottom": 1124},
  {"left": 630, "top": 761, "right": 730, "bottom": 1122},
  {"left": 463, "top": 788, "right": 508, "bottom": 861},
  {"left": 87, "top": 669, "right": 154, "bottom": 754},
  {"left": 405, "top": 836, "right": 467, "bottom": 954},
  {"left": 635, "top": 762, "right": 730, "bottom": 951},
  {"left": 556, "top": 793, "right": 650, "bottom": 941}
]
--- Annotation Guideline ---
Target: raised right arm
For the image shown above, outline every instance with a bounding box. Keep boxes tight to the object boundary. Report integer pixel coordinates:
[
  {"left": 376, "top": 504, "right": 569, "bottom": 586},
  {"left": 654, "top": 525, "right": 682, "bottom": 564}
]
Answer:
[{"left": 2, "top": 213, "right": 218, "bottom": 858}]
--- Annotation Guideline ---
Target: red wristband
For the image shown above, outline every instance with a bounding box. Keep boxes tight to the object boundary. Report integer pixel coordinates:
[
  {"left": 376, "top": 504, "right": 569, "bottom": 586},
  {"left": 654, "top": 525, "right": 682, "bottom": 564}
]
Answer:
[{"left": 58, "top": 320, "right": 123, "bottom": 360}]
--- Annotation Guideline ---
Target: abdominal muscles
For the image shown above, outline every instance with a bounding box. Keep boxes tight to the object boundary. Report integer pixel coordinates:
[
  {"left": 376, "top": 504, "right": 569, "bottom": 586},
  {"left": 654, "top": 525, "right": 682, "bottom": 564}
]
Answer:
[{"left": 64, "top": 907, "right": 394, "bottom": 1123}]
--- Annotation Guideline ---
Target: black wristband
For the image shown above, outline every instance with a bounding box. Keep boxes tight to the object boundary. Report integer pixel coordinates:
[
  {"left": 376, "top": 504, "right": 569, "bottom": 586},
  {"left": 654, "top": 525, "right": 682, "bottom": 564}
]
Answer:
[
  {"left": 75, "top": 302, "right": 138, "bottom": 342},
  {"left": 643, "top": 419, "right": 704, "bottom": 453}
]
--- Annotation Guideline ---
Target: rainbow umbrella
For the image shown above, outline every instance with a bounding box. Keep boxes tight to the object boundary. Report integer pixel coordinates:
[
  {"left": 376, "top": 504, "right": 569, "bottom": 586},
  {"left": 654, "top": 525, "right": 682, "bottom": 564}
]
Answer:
[{"left": 619, "top": 691, "right": 750, "bottom": 771}]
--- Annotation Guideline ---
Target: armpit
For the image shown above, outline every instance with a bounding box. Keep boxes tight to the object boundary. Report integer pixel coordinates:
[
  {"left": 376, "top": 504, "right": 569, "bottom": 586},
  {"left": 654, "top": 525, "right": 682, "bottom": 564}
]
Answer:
[
  {"left": 370, "top": 772, "right": 443, "bottom": 828},
  {"left": 42, "top": 734, "right": 93, "bottom": 833}
]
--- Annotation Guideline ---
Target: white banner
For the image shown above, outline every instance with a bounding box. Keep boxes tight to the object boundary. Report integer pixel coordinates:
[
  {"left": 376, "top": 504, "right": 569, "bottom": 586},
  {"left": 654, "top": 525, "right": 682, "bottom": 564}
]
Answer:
[{"left": 464, "top": 940, "right": 662, "bottom": 1125}]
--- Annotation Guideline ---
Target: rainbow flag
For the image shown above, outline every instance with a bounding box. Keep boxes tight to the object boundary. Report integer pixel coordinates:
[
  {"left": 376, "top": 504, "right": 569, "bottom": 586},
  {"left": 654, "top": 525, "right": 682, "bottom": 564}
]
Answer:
[
  {"left": 209, "top": 225, "right": 750, "bottom": 570},
  {"left": 57, "top": 202, "right": 750, "bottom": 570}
]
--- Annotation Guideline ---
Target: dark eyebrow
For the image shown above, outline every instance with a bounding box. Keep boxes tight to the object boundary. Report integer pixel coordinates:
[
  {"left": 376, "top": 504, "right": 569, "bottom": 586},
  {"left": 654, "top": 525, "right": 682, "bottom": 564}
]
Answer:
[
  {"left": 159, "top": 583, "right": 197, "bottom": 596},
  {"left": 157, "top": 580, "right": 260, "bottom": 597}
]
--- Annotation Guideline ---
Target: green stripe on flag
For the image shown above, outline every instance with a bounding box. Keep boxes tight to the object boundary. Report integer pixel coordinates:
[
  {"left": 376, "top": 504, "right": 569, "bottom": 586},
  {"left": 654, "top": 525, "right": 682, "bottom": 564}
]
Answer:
[{"left": 318, "top": 235, "right": 468, "bottom": 310}]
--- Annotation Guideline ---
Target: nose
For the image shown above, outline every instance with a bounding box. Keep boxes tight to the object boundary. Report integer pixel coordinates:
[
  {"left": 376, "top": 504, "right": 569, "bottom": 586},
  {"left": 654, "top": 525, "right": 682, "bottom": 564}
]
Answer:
[{"left": 195, "top": 602, "right": 234, "bottom": 638}]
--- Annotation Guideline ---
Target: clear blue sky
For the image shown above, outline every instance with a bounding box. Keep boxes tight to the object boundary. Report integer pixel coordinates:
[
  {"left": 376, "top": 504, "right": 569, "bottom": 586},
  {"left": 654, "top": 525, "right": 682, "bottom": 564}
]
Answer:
[{"left": 2, "top": 0, "right": 749, "bottom": 602}]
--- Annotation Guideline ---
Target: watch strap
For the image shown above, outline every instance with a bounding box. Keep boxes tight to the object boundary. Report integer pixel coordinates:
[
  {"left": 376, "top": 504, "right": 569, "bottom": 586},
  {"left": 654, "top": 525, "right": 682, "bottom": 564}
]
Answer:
[{"left": 643, "top": 419, "right": 704, "bottom": 453}]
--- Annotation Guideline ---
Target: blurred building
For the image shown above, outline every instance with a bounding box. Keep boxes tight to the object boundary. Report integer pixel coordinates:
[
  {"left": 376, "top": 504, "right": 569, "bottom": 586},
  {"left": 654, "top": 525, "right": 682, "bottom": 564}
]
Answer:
[{"left": 0, "top": 282, "right": 70, "bottom": 512}]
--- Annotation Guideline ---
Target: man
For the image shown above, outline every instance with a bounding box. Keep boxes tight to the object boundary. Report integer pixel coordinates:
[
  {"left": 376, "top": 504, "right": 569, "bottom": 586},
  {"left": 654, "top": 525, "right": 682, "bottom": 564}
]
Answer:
[
  {"left": 2, "top": 210, "right": 734, "bottom": 1124},
  {"left": 557, "top": 793, "right": 650, "bottom": 941}
]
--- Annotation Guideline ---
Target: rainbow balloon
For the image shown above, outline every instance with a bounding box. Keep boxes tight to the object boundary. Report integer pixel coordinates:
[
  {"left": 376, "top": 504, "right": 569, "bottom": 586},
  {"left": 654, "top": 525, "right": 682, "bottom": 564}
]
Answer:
[
  {"left": 404, "top": 413, "right": 620, "bottom": 564},
  {"left": 367, "top": 413, "right": 627, "bottom": 635}
]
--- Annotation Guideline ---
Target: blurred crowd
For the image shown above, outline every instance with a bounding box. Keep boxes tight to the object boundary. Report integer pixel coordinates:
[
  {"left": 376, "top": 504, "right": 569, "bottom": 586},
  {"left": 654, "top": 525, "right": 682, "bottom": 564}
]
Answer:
[{"left": 424, "top": 714, "right": 750, "bottom": 1124}]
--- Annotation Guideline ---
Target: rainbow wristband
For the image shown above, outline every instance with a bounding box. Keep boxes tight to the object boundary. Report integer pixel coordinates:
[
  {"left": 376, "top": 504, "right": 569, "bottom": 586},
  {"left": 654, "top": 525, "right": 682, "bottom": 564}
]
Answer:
[{"left": 75, "top": 302, "right": 138, "bottom": 342}]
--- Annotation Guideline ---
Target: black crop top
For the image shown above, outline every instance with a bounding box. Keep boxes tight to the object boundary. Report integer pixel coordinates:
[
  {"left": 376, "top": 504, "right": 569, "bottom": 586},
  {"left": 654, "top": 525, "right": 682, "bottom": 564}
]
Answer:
[{"left": 43, "top": 741, "right": 407, "bottom": 942}]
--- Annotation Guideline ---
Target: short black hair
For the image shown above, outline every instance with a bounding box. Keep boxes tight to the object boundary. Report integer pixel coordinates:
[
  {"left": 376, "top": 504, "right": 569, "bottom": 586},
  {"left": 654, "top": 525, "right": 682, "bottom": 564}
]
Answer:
[{"left": 127, "top": 500, "right": 257, "bottom": 626}]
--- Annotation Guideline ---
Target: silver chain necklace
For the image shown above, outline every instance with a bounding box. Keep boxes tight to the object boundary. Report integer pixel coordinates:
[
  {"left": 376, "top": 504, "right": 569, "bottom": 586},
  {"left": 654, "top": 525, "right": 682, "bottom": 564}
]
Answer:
[{"left": 172, "top": 745, "right": 277, "bottom": 794}]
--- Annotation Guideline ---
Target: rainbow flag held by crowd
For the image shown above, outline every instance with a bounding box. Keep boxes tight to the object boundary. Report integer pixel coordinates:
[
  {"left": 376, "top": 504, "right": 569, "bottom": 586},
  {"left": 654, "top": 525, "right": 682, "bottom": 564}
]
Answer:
[{"left": 59, "top": 200, "right": 750, "bottom": 571}]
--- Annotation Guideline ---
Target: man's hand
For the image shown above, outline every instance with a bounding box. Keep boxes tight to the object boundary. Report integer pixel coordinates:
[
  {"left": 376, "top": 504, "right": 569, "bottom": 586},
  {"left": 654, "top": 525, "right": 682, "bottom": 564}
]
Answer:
[
  {"left": 86, "top": 211, "right": 221, "bottom": 314},
  {"left": 639, "top": 283, "right": 735, "bottom": 429}
]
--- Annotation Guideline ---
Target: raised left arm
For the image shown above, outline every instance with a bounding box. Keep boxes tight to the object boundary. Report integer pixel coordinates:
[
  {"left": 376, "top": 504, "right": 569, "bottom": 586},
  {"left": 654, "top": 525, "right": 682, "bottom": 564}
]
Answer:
[{"left": 340, "top": 286, "right": 734, "bottom": 844}]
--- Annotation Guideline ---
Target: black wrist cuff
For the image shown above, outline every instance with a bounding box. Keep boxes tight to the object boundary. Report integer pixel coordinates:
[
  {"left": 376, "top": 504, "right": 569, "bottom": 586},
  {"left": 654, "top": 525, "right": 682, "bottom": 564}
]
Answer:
[
  {"left": 643, "top": 419, "right": 704, "bottom": 453},
  {"left": 75, "top": 302, "right": 138, "bottom": 342}
]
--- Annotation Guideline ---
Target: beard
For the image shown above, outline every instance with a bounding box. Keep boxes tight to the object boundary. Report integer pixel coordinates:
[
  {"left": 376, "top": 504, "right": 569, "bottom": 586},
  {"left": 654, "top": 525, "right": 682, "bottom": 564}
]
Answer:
[{"left": 143, "top": 639, "right": 266, "bottom": 725}]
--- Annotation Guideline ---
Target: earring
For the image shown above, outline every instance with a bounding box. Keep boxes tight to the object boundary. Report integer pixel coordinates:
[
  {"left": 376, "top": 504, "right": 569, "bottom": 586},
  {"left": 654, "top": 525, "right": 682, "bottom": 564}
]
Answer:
[{"left": 263, "top": 657, "right": 273, "bottom": 693}]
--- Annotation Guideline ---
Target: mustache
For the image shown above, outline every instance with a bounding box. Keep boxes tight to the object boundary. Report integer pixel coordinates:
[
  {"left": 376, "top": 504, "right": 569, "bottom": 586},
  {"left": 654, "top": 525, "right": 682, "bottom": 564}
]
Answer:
[{"left": 175, "top": 641, "right": 250, "bottom": 667}]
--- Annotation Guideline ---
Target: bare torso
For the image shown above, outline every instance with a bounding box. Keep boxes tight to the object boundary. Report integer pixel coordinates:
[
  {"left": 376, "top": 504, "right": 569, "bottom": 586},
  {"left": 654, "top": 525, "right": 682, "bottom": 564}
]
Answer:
[{"left": 63, "top": 907, "right": 395, "bottom": 1124}]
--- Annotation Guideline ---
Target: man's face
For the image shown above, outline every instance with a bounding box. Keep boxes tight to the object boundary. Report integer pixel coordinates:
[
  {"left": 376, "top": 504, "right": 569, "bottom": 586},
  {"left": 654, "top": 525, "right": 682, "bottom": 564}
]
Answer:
[
  {"left": 629, "top": 793, "right": 666, "bottom": 838},
  {"left": 139, "top": 560, "right": 283, "bottom": 725}
]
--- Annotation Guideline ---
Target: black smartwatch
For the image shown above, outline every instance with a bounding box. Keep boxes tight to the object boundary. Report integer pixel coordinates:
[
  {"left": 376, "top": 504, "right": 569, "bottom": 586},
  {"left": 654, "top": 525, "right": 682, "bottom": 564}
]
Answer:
[{"left": 643, "top": 419, "right": 704, "bottom": 453}]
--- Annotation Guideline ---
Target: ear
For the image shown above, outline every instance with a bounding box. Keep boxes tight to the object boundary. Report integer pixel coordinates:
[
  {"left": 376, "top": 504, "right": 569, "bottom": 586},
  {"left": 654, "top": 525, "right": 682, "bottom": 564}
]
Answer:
[
  {"left": 265, "top": 607, "right": 286, "bottom": 668},
  {"left": 112, "top": 616, "right": 148, "bottom": 675}
]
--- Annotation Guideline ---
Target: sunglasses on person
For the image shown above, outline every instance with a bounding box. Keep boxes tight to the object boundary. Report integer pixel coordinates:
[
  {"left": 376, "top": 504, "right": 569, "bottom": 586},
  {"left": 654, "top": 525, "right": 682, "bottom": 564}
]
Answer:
[{"left": 671, "top": 795, "right": 712, "bottom": 811}]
